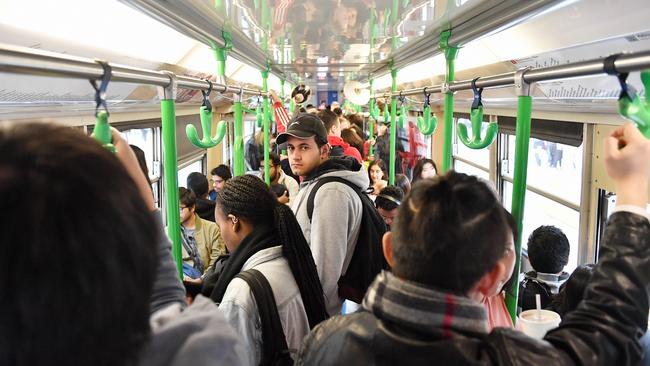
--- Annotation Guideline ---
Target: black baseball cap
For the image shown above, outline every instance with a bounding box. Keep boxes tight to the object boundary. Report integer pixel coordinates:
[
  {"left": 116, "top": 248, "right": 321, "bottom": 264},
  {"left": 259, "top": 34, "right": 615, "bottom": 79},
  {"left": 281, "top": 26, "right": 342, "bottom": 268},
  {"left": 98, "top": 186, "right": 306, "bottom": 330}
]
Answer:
[{"left": 276, "top": 113, "right": 328, "bottom": 145}]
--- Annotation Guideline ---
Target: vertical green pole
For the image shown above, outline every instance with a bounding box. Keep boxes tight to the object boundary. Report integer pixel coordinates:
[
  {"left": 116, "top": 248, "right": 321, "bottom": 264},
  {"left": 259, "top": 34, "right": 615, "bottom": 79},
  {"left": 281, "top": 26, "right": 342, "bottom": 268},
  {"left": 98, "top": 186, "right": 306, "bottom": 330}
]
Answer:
[
  {"left": 368, "top": 79, "right": 375, "bottom": 157},
  {"left": 389, "top": 67, "right": 398, "bottom": 185},
  {"left": 160, "top": 79, "right": 183, "bottom": 278},
  {"left": 280, "top": 79, "right": 285, "bottom": 99},
  {"left": 440, "top": 30, "right": 459, "bottom": 173},
  {"left": 506, "top": 94, "right": 533, "bottom": 323},
  {"left": 233, "top": 94, "right": 245, "bottom": 176},
  {"left": 261, "top": 69, "right": 271, "bottom": 185}
]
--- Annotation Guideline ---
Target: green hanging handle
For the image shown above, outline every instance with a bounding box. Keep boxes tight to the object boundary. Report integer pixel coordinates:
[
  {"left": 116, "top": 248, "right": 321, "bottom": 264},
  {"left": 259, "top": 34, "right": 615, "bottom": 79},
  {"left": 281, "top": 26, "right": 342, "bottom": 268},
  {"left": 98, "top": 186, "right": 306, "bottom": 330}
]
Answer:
[
  {"left": 457, "top": 78, "right": 498, "bottom": 149},
  {"left": 416, "top": 88, "right": 438, "bottom": 135},
  {"left": 383, "top": 100, "right": 390, "bottom": 124},
  {"left": 256, "top": 98, "right": 264, "bottom": 128},
  {"left": 90, "top": 60, "right": 115, "bottom": 153},
  {"left": 369, "top": 98, "right": 380, "bottom": 121},
  {"left": 614, "top": 70, "right": 650, "bottom": 139},
  {"left": 186, "top": 81, "right": 227, "bottom": 148},
  {"left": 398, "top": 95, "right": 407, "bottom": 128}
]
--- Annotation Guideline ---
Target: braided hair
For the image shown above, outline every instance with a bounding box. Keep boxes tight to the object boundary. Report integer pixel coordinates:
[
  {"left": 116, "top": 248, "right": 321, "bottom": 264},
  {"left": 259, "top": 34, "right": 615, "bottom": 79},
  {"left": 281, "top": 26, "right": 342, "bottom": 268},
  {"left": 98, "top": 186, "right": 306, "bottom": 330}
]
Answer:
[{"left": 216, "top": 175, "right": 328, "bottom": 328}]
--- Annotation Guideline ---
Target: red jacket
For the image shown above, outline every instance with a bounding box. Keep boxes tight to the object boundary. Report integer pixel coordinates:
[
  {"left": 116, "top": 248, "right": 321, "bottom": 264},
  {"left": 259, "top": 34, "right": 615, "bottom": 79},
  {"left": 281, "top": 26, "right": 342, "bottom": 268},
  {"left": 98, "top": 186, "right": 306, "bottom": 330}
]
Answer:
[{"left": 328, "top": 135, "right": 362, "bottom": 163}]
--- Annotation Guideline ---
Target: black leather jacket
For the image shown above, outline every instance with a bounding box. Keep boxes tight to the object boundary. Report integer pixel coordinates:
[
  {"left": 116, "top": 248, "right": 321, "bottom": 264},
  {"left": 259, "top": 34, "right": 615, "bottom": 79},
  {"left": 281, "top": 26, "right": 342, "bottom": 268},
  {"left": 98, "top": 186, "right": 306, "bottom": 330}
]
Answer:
[{"left": 296, "top": 212, "right": 650, "bottom": 365}]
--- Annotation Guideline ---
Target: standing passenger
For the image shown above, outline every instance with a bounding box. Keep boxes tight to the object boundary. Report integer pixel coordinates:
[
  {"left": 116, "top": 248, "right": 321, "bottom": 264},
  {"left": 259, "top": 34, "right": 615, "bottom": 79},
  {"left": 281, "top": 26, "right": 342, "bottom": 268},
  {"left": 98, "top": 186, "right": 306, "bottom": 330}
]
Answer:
[
  {"left": 374, "top": 186, "right": 404, "bottom": 230},
  {"left": 319, "top": 109, "right": 363, "bottom": 163},
  {"left": 296, "top": 123, "right": 650, "bottom": 366},
  {"left": 210, "top": 175, "right": 328, "bottom": 365},
  {"left": 260, "top": 152, "right": 300, "bottom": 204},
  {"left": 277, "top": 113, "right": 369, "bottom": 315}
]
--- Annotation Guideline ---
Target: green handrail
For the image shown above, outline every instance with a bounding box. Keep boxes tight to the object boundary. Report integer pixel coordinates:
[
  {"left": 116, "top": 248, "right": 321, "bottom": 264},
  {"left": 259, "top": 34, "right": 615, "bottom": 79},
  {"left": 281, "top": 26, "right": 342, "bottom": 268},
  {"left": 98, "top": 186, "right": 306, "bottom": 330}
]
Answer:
[
  {"left": 440, "top": 30, "right": 459, "bottom": 173},
  {"left": 505, "top": 94, "right": 533, "bottom": 323},
  {"left": 389, "top": 67, "right": 398, "bottom": 185},
  {"left": 617, "top": 70, "right": 650, "bottom": 139},
  {"left": 261, "top": 69, "right": 271, "bottom": 185},
  {"left": 93, "top": 111, "right": 116, "bottom": 153},
  {"left": 233, "top": 96, "right": 245, "bottom": 176},
  {"left": 161, "top": 97, "right": 183, "bottom": 278},
  {"left": 457, "top": 79, "right": 498, "bottom": 149}
]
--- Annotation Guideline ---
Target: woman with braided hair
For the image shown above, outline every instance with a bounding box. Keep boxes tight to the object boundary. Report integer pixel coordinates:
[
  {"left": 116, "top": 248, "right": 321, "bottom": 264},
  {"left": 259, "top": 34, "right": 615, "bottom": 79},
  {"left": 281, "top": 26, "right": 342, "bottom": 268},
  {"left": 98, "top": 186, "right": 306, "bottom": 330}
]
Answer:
[{"left": 209, "top": 174, "right": 328, "bottom": 366}]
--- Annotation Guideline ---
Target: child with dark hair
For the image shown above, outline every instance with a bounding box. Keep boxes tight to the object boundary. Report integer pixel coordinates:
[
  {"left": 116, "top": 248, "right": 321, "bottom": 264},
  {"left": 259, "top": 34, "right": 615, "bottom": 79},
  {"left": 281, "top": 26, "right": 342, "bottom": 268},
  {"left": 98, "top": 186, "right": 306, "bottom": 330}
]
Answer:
[
  {"left": 209, "top": 175, "right": 328, "bottom": 365},
  {"left": 519, "top": 225, "right": 571, "bottom": 311}
]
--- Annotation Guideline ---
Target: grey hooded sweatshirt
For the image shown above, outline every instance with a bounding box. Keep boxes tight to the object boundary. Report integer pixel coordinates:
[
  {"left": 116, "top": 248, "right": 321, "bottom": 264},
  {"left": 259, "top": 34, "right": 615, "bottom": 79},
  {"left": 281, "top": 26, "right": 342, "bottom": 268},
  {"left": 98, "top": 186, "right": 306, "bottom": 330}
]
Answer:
[{"left": 291, "top": 157, "right": 369, "bottom": 315}]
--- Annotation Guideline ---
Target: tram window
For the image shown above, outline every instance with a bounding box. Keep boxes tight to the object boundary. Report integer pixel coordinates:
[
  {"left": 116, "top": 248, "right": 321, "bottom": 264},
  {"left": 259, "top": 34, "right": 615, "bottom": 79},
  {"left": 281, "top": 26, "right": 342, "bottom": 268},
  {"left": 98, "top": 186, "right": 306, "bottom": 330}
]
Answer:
[
  {"left": 453, "top": 118, "right": 490, "bottom": 168},
  {"left": 177, "top": 158, "right": 204, "bottom": 189},
  {"left": 454, "top": 160, "right": 489, "bottom": 181},
  {"left": 503, "top": 182, "right": 580, "bottom": 273},
  {"left": 123, "top": 127, "right": 157, "bottom": 180},
  {"left": 505, "top": 136, "right": 583, "bottom": 205}
]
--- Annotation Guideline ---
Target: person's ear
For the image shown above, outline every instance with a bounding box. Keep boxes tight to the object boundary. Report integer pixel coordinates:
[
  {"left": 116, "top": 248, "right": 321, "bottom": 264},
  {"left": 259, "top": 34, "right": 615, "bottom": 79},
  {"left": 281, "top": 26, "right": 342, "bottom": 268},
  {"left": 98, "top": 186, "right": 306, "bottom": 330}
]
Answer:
[
  {"left": 474, "top": 260, "right": 507, "bottom": 298},
  {"left": 320, "top": 144, "right": 330, "bottom": 159},
  {"left": 382, "top": 231, "right": 394, "bottom": 268},
  {"left": 228, "top": 214, "right": 240, "bottom": 232}
]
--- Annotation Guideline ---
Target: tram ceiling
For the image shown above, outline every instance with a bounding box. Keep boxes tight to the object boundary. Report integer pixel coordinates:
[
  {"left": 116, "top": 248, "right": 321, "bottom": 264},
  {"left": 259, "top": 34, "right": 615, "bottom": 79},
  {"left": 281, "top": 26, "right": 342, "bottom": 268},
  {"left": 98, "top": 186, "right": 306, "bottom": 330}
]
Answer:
[{"left": 119, "top": 0, "right": 566, "bottom": 87}]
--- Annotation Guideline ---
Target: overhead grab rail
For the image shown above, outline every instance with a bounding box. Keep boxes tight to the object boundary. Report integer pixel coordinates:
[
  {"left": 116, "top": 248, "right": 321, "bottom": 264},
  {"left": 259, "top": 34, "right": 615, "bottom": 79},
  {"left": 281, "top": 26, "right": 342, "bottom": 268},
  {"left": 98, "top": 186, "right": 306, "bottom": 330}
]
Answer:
[
  {"left": 185, "top": 79, "right": 228, "bottom": 148},
  {"left": 90, "top": 60, "right": 115, "bottom": 153},
  {"left": 603, "top": 54, "right": 650, "bottom": 139},
  {"left": 457, "top": 77, "right": 498, "bottom": 149},
  {"left": 416, "top": 87, "right": 438, "bottom": 136}
]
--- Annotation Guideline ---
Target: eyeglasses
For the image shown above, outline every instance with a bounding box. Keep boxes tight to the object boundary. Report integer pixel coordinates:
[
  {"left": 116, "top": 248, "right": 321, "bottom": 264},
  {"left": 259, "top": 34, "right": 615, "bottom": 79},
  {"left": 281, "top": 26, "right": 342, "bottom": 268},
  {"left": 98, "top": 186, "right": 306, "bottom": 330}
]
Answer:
[{"left": 180, "top": 206, "right": 190, "bottom": 211}]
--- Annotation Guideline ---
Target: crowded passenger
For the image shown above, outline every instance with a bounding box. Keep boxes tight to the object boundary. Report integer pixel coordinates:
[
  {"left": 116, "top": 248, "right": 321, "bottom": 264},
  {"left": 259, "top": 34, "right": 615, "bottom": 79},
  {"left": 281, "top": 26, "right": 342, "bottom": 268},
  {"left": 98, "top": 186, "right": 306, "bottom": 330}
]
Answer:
[
  {"left": 374, "top": 185, "right": 404, "bottom": 230},
  {"left": 187, "top": 172, "right": 216, "bottom": 222},
  {"left": 368, "top": 159, "right": 388, "bottom": 199},
  {"left": 394, "top": 173, "right": 411, "bottom": 195},
  {"left": 209, "top": 164, "right": 232, "bottom": 201},
  {"left": 319, "top": 108, "right": 363, "bottom": 163},
  {"left": 178, "top": 187, "right": 226, "bottom": 281},
  {"left": 296, "top": 122, "right": 650, "bottom": 365},
  {"left": 545, "top": 264, "right": 595, "bottom": 317},
  {"left": 260, "top": 152, "right": 299, "bottom": 204},
  {"left": 209, "top": 175, "right": 328, "bottom": 365},
  {"left": 277, "top": 113, "right": 370, "bottom": 315},
  {"left": 411, "top": 158, "right": 438, "bottom": 184},
  {"left": 519, "top": 225, "right": 570, "bottom": 311},
  {"left": 0, "top": 123, "right": 245, "bottom": 365},
  {"left": 340, "top": 127, "right": 365, "bottom": 159}
]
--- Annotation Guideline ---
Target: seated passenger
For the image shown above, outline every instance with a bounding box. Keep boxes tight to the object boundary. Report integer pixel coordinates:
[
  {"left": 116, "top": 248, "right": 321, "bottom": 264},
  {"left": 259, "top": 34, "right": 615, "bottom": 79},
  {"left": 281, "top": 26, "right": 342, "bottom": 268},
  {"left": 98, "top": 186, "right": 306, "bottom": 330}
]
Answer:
[
  {"left": 187, "top": 172, "right": 216, "bottom": 222},
  {"left": 209, "top": 164, "right": 232, "bottom": 201},
  {"left": 296, "top": 123, "right": 650, "bottom": 366},
  {"left": 0, "top": 123, "right": 245, "bottom": 366},
  {"left": 519, "top": 225, "right": 570, "bottom": 311},
  {"left": 209, "top": 175, "right": 328, "bottom": 365},
  {"left": 374, "top": 185, "right": 404, "bottom": 230},
  {"left": 178, "top": 187, "right": 226, "bottom": 280}
]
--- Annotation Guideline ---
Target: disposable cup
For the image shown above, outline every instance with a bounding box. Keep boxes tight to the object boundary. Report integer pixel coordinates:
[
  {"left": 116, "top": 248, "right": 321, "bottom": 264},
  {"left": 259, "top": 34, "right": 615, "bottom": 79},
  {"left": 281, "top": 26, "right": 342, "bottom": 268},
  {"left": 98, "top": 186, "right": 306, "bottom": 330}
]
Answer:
[{"left": 517, "top": 309, "right": 561, "bottom": 339}]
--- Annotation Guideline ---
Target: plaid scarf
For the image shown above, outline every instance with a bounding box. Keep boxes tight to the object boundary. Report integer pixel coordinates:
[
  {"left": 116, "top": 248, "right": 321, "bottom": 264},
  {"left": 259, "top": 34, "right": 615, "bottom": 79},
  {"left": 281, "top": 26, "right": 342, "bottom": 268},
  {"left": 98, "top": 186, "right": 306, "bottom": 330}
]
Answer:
[{"left": 362, "top": 271, "right": 489, "bottom": 338}]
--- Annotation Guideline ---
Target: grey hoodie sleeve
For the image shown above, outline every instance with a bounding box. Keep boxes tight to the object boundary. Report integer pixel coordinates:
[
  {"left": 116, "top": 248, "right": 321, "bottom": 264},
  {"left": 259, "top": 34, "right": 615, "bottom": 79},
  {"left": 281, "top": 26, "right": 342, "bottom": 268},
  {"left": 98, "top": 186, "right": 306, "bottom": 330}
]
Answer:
[{"left": 150, "top": 210, "right": 186, "bottom": 314}]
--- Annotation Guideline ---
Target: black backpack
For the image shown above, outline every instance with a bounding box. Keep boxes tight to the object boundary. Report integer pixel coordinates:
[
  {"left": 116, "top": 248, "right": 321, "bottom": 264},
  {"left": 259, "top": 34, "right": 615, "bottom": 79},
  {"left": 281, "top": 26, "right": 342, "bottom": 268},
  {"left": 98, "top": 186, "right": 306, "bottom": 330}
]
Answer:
[
  {"left": 307, "top": 176, "right": 388, "bottom": 303},
  {"left": 236, "top": 269, "right": 293, "bottom": 366}
]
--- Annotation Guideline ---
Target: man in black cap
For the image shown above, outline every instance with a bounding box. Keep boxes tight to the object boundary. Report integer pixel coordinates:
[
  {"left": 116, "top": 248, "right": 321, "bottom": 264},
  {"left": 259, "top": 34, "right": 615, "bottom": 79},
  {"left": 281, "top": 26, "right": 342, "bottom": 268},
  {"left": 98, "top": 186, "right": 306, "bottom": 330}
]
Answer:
[{"left": 276, "top": 113, "right": 369, "bottom": 316}]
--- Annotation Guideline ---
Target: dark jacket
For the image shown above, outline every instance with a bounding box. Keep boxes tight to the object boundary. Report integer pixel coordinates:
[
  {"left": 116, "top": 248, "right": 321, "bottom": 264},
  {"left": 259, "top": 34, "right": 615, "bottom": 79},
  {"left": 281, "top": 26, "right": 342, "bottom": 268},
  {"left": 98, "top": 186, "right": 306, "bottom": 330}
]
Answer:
[{"left": 296, "top": 211, "right": 650, "bottom": 365}]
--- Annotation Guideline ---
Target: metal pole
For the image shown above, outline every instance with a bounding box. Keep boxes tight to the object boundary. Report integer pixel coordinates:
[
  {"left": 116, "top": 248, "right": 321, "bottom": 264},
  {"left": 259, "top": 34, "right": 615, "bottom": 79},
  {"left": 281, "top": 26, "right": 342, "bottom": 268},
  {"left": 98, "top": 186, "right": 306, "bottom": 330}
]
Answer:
[
  {"left": 389, "top": 68, "right": 398, "bottom": 185},
  {"left": 505, "top": 69, "right": 533, "bottom": 323},
  {"left": 158, "top": 73, "right": 183, "bottom": 279},
  {"left": 233, "top": 93, "right": 245, "bottom": 176},
  {"left": 441, "top": 31, "right": 459, "bottom": 173},
  {"left": 261, "top": 70, "right": 271, "bottom": 185}
]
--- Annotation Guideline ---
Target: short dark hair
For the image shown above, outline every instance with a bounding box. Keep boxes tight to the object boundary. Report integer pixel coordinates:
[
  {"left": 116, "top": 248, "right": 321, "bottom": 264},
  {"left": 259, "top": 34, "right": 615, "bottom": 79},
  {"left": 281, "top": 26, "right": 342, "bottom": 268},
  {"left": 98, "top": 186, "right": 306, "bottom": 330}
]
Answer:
[
  {"left": 187, "top": 172, "right": 209, "bottom": 197},
  {"left": 375, "top": 186, "right": 404, "bottom": 211},
  {"left": 547, "top": 264, "right": 595, "bottom": 317},
  {"left": 527, "top": 225, "right": 570, "bottom": 273},
  {"left": 392, "top": 172, "right": 510, "bottom": 293},
  {"left": 318, "top": 109, "right": 339, "bottom": 133},
  {"left": 210, "top": 164, "right": 232, "bottom": 181},
  {"left": 0, "top": 123, "right": 158, "bottom": 365},
  {"left": 130, "top": 144, "right": 152, "bottom": 187},
  {"left": 333, "top": 107, "right": 343, "bottom": 117},
  {"left": 179, "top": 187, "right": 197, "bottom": 208},
  {"left": 394, "top": 174, "right": 411, "bottom": 195},
  {"left": 262, "top": 152, "right": 281, "bottom": 167},
  {"left": 270, "top": 183, "right": 288, "bottom": 198},
  {"left": 346, "top": 113, "right": 364, "bottom": 129}
]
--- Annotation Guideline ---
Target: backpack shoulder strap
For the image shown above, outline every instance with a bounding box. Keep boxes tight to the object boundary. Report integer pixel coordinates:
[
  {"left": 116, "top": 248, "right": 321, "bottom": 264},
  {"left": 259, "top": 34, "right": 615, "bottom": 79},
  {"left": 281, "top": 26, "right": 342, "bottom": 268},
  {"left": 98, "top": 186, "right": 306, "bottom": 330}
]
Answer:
[
  {"left": 236, "top": 269, "right": 290, "bottom": 365},
  {"left": 306, "top": 176, "right": 360, "bottom": 221}
]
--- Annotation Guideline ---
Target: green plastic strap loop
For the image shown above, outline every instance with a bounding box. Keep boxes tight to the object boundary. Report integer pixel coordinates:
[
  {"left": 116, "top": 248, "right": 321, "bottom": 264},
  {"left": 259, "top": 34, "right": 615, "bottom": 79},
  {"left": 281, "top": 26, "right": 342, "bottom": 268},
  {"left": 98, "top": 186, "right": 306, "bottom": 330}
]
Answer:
[
  {"left": 417, "top": 105, "right": 438, "bottom": 136},
  {"left": 457, "top": 106, "right": 498, "bottom": 149},
  {"left": 256, "top": 102, "right": 264, "bottom": 128},
  {"left": 617, "top": 70, "right": 650, "bottom": 139},
  {"left": 185, "top": 106, "right": 227, "bottom": 148},
  {"left": 93, "top": 110, "right": 116, "bottom": 153}
]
